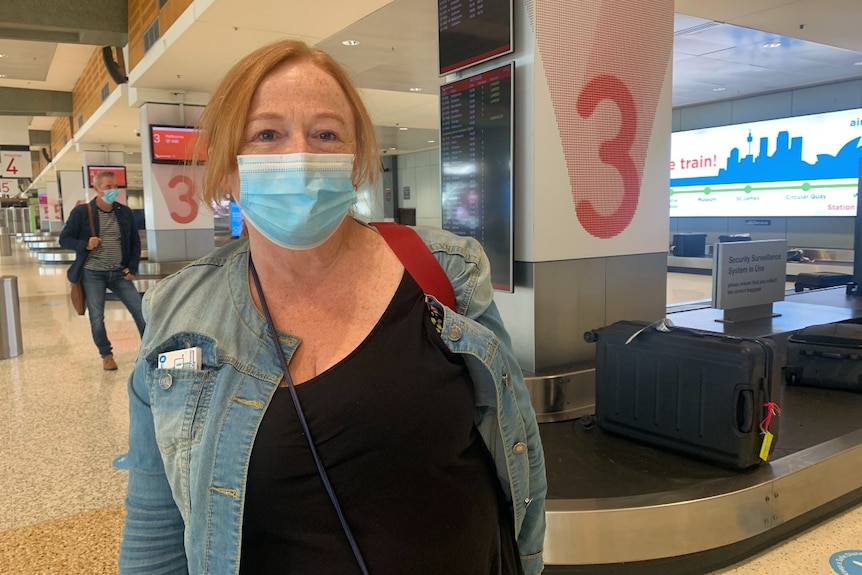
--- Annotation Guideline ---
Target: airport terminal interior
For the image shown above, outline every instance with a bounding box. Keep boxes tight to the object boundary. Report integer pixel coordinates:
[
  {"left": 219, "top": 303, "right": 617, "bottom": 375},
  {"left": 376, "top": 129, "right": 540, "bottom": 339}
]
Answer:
[
  {"left": 2, "top": 237, "right": 862, "bottom": 574},
  {"left": 5, "top": 0, "right": 862, "bottom": 574}
]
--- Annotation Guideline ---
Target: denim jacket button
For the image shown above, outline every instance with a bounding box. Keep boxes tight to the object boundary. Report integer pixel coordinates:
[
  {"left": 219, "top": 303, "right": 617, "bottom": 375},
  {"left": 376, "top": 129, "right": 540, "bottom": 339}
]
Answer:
[
  {"left": 159, "top": 374, "right": 173, "bottom": 389},
  {"left": 447, "top": 325, "right": 463, "bottom": 341},
  {"left": 512, "top": 442, "right": 527, "bottom": 454},
  {"left": 503, "top": 373, "right": 511, "bottom": 386}
]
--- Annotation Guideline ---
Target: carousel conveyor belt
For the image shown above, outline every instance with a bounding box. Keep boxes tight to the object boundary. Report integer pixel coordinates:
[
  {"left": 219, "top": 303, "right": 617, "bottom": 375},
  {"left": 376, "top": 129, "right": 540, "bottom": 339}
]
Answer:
[{"left": 539, "top": 286, "right": 862, "bottom": 574}]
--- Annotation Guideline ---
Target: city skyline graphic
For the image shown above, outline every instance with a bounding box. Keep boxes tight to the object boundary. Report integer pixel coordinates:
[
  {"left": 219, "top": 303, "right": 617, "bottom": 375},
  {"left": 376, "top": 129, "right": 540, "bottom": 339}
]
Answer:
[{"left": 670, "top": 129, "right": 862, "bottom": 190}]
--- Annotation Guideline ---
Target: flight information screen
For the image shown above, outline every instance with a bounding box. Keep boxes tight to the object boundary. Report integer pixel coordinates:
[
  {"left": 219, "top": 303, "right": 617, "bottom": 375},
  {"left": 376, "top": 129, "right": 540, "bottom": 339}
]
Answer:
[
  {"left": 438, "top": 0, "right": 512, "bottom": 75},
  {"left": 440, "top": 63, "right": 514, "bottom": 291}
]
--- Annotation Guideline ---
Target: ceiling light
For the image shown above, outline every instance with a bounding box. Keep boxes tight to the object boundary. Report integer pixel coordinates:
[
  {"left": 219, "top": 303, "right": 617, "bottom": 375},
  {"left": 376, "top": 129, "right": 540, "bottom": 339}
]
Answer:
[
  {"left": 0, "top": 54, "right": 6, "bottom": 58},
  {"left": 0, "top": 74, "right": 6, "bottom": 78},
  {"left": 399, "top": 127, "right": 408, "bottom": 131},
  {"left": 712, "top": 87, "right": 726, "bottom": 92},
  {"left": 409, "top": 87, "right": 422, "bottom": 92},
  {"left": 342, "top": 40, "right": 360, "bottom": 47},
  {"left": 762, "top": 42, "right": 782, "bottom": 48},
  {"left": 389, "top": 147, "right": 397, "bottom": 150},
  {"left": 854, "top": 61, "right": 862, "bottom": 66},
  {"left": 427, "top": 140, "right": 436, "bottom": 144}
]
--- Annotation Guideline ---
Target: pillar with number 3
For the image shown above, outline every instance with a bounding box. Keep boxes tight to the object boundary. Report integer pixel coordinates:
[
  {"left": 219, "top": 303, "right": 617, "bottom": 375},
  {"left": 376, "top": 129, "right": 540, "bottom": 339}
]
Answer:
[{"left": 524, "top": 0, "right": 674, "bottom": 260}]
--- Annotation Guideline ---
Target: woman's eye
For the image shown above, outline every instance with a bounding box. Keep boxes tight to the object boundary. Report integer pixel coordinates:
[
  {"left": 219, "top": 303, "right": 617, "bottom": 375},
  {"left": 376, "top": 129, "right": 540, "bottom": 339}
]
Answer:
[
  {"left": 254, "top": 130, "right": 277, "bottom": 142},
  {"left": 318, "top": 131, "right": 337, "bottom": 142}
]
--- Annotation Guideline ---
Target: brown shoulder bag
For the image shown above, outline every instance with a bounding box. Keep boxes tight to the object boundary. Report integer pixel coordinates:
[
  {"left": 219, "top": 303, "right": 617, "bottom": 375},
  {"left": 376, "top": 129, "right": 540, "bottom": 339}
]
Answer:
[{"left": 70, "top": 203, "right": 96, "bottom": 315}]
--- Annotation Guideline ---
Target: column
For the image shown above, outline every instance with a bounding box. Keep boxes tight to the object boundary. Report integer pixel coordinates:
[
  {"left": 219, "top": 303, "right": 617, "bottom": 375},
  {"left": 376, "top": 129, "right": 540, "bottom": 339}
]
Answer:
[
  {"left": 493, "top": 0, "right": 674, "bottom": 404},
  {"left": 139, "top": 102, "right": 213, "bottom": 262}
]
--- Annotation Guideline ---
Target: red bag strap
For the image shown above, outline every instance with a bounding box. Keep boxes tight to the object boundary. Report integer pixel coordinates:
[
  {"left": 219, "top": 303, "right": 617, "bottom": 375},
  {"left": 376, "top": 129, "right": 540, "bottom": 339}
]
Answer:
[{"left": 370, "top": 222, "right": 456, "bottom": 310}]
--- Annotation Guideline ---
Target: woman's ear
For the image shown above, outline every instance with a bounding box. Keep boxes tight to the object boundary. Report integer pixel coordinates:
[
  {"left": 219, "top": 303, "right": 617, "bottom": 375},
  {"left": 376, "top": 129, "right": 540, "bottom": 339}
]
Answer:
[{"left": 222, "top": 171, "right": 240, "bottom": 200}]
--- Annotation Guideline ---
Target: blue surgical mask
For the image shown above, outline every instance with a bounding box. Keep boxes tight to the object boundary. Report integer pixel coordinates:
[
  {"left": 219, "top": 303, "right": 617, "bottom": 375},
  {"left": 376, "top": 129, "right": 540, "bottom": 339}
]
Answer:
[
  {"left": 103, "top": 189, "right": 119, "bottom": 203},
  {"left": 237, "top": 153, "right": 357, "bottom": 249}
]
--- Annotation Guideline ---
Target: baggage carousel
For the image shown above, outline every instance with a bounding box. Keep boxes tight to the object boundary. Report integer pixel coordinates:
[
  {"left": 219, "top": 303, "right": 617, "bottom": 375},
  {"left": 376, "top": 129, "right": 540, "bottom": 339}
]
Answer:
[{"left": 536, "top": 286, "right": 862, "bottom": 574}]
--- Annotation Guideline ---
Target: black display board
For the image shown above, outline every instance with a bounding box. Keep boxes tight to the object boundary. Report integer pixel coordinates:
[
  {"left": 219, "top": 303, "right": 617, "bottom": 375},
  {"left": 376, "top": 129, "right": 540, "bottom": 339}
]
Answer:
[
  {"left": 440, "top": 63, "right": 514, "bottom": 291},
  {"left": 438, "top": 0, "right": 512, "bottom": 75}
]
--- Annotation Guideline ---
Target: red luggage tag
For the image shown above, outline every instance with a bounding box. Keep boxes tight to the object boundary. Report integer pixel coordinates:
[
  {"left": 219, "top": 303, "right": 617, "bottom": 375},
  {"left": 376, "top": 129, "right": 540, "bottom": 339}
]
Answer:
[{"left": 759, "top": 402, "right": 781, "bottom": 461}]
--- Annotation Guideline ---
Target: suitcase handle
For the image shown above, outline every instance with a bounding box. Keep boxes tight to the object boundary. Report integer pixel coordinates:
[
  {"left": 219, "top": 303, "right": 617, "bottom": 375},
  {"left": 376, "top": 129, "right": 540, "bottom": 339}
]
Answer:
[{"left": 736, "top": 389, "right": 754, "bottom": 434}]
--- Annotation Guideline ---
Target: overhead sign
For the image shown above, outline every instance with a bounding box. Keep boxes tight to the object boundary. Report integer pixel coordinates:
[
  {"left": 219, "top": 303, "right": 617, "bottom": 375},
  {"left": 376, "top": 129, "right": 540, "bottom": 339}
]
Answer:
[
  {"left": 0, "top": 178, "right": 17, "bottom": 195},
  {"left": 671, "top": 108, "right": 862, "bottom": 217},
  {"left": 0, "top": 145, "right": 32, "bottom": 179}
]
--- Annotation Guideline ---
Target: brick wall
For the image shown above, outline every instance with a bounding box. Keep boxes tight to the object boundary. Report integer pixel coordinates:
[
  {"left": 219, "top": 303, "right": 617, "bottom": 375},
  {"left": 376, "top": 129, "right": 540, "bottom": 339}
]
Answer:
[
  {"left": 71, "top": 48, "right": 117, "bottom": 134},
  {"left": 159, "top": 0, "right": 193, "bottom": 35},
  {"left": 128, "top": 0, "right": 193, "bottom": 71},
  {"left": 128, "top": 0, "right": 159, "bottom": 71},
  {"left": 49, "top": 116, "right": 73, "bottom": 159},
  {"left": 47, "top": 44, "right": 113, "bottom": 168}
]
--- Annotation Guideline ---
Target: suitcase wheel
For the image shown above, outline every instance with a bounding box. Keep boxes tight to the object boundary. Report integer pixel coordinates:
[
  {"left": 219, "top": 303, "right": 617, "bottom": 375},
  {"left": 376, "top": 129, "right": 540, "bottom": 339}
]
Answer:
[{"left": 583, "top": 330, "right": 599, "bottom": 343}]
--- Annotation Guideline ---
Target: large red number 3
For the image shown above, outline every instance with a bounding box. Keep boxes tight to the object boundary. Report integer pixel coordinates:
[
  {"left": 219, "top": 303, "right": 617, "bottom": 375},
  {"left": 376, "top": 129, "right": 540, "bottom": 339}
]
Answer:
[
  {"left": 168, "top": 174, "right": 198, "bottom": 224},
  {"left": 576, "top": 75, "right": 640, "bottom": 239}
]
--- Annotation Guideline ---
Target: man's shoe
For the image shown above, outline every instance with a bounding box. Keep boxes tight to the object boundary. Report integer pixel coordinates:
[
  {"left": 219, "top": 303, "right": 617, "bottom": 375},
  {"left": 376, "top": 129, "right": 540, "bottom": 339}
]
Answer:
[{"left": 102, "top": 355, "right": 118, "bottom": 371}]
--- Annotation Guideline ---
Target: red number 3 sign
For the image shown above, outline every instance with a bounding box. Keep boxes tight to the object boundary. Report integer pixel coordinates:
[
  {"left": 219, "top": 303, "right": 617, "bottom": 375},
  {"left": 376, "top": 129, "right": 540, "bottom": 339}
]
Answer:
[
  {"left": 167, "top": 174, "right": 199, "bottom": 224},
  {"left": 154, "top": 166, "right": 201, "bottom": 226},
  {"left": 576, "top": 75, "right": 640, "bottom": 239}
]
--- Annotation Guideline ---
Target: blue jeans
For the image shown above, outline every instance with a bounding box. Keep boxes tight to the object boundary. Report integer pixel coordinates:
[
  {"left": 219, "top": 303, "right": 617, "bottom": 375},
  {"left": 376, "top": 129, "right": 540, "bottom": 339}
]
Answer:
[{"left": 82, "top": 268, "right": 146, "bottom": 357}]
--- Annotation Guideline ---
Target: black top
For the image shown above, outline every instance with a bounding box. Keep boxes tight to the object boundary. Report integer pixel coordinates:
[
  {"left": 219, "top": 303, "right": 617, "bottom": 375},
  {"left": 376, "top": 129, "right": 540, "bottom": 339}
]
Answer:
[{"left": 240, "top": 272, "right": 521, "bottom": 574}]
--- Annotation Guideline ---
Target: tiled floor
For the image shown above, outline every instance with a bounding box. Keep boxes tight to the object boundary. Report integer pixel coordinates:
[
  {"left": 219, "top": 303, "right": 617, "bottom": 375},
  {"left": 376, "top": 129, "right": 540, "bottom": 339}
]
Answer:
[
  {"left": 0, "top": 240, "right": 136, "bottom": 573},
  {"left": 1, "top": 241, "right": 859, "bottom": 574}
]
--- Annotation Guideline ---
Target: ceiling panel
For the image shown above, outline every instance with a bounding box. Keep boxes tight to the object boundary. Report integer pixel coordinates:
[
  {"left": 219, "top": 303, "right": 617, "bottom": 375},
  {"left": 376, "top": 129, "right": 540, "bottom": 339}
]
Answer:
[
  {"left": 0, "top": 39, "right": 55, "bottom": 81},
  {"left": 195, "top": 0, "right": 395, "bottom": 40},
  {"left": 0, "top": 43, "right": 93, "bottom": 90}
]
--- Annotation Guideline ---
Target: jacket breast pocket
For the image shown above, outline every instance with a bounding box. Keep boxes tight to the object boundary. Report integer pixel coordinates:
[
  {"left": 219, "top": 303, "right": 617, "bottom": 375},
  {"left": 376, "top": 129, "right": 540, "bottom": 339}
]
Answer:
[
  {"left": 149, "top": 367, "right": 218, "bottom": 457},
  {"left": 145, "top": 335, "right": 220, "bottom": 458}
]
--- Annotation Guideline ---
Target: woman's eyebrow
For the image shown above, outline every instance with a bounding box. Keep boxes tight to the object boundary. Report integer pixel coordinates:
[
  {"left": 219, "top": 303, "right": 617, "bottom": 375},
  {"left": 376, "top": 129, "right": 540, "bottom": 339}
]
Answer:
[
  {"left": 311, "top": 111, "right": 349, "bottom": 127},
  {"left": 246, "top": 111, "right": 284, "bottom": 122}
]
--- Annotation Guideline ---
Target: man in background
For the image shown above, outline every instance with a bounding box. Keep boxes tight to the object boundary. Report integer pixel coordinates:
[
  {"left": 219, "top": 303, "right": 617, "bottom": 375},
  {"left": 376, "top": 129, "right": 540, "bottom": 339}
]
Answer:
[{"left": 59, "top": 171, "right": 146, "bottom": 370}]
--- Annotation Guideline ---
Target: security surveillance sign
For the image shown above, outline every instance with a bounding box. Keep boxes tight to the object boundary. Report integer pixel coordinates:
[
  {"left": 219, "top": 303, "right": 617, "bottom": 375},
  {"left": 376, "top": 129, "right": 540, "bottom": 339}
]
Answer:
[{"left": 712, "top": 239, "right": 787, "bottom": 310}]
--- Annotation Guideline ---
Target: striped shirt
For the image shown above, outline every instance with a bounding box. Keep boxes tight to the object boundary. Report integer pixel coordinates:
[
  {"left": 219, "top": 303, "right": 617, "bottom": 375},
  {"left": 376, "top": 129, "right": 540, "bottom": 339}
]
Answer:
[{"left": 84, "top": 207, "right": 124, "bottom": 271}]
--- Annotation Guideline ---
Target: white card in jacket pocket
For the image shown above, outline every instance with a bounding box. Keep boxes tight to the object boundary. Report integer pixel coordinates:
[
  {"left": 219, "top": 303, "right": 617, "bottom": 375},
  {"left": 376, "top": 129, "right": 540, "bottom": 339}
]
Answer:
[{"left": 158, "top": 347, "right": 201, "bottom": 370}]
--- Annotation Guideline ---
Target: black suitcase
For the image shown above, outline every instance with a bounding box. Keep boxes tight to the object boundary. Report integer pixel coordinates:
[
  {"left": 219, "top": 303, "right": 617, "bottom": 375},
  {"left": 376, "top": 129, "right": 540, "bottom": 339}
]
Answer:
[
  {"left": 784, "top": 323, "right": 862, "bottom": 391},
  {"left": 794, "top": 271, "right": 853, "bottom": 292},
  {"left": 671, "top": 233, "right": 706, "bottom": 257},
  {"left": 586, "top": 320, "right": 778, "bottom": 469}
]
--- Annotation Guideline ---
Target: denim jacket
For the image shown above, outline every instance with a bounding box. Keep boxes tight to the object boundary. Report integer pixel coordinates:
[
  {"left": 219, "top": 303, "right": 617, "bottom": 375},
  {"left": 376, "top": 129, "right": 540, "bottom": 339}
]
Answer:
[
  {"left": 58, "top": 199, "right": 141, "bottom": 283},
  {"left": 119, "top": 224, "right": 547, "bottom": 575}
]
